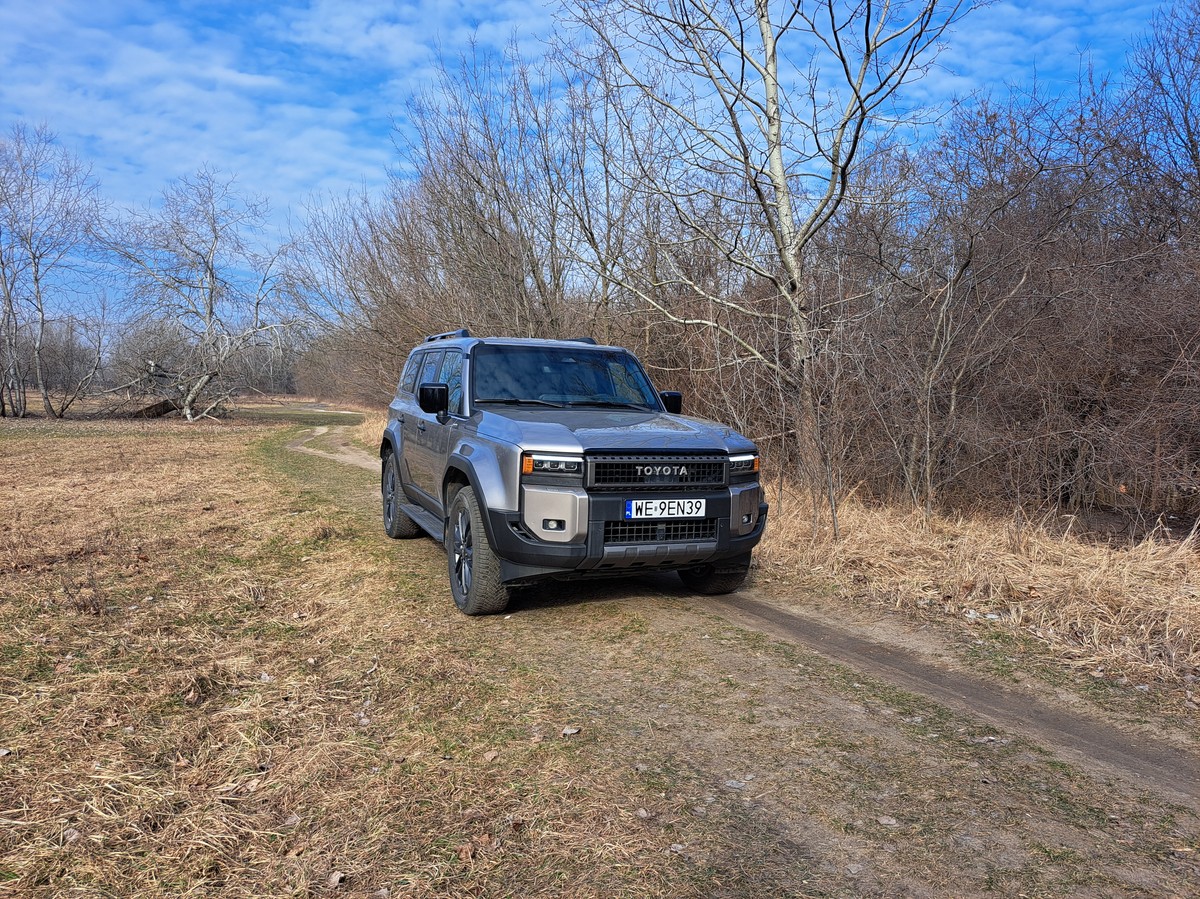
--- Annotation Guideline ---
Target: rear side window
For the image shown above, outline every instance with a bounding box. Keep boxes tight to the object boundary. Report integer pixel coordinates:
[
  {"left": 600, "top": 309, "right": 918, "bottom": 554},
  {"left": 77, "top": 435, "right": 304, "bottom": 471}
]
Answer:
[
  {"left": 417, "top": 351, "right": 443, "bottom": 388},
  {"left": 399, "top": 354, "right": 420, "bottom": 395}
]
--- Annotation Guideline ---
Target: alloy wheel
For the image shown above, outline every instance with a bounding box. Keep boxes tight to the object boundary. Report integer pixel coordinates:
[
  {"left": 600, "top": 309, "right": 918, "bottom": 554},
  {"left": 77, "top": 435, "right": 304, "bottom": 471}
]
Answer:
[{"left": 452, "top": 506, "right": 474, "bottom": 595}]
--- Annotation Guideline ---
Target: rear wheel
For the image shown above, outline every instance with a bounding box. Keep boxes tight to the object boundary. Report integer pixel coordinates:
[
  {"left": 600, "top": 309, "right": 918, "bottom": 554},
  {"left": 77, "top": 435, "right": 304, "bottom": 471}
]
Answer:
[
  {"left": 382, "top": 453, "right": 423, "bottom": 539},
  {"left": 446, "top": 487, "right": 510, "bottom": 615},
  {"left": 678, "top": 554, "right": 751, "bottom": 595}
]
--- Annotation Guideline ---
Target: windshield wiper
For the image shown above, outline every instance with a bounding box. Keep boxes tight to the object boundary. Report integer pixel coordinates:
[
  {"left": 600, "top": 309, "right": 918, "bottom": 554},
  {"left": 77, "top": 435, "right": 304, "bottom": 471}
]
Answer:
[
  {"left": 475, "top": 397, "right": 564, "bottom": 408},
  {"left": 561, "top": 400, "right": 654, "bottom": 410}
]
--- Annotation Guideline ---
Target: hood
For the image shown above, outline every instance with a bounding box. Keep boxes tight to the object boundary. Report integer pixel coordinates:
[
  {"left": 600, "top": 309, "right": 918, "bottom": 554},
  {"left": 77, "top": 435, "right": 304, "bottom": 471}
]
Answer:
[{"left": 475, "top": 408, "right": 757, "bottom": 455}]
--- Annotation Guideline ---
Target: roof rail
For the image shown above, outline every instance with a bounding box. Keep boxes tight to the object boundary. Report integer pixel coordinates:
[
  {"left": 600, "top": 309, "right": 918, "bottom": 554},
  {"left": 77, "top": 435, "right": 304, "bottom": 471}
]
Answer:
[
  {"left": 424, "top": 328, "right": 471, "bottom": 342},
  {"left": 568, "top": 336, "right": 597, "bottom": 345}
]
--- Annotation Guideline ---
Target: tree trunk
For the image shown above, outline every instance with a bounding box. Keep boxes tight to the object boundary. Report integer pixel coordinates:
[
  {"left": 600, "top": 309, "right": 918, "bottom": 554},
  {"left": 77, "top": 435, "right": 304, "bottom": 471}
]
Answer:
[
  {"left": 33, "top": 307, "right": 58, "bottom": 418},
  {"left": 181, "top": 373, "right": 215, "bottom": 421}
]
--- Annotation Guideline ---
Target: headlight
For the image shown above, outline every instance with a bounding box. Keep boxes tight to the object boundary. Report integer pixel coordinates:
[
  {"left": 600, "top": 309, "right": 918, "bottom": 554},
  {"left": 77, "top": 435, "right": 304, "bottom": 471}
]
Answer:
[
  {"left": 729, "top": 453, "right": 760, "bottom": 480},
  {"left": 521, "top": 453, "right": 584, "bottom": 476}
]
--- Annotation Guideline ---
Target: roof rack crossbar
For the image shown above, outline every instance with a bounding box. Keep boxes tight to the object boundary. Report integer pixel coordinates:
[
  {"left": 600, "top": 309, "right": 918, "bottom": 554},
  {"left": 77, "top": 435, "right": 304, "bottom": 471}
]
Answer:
[
  {"left": 425, "top": 328, "right": 471, "bottom": 342},
  {"left": 568, "top": 336, "right": 597, "bottom": 344}
]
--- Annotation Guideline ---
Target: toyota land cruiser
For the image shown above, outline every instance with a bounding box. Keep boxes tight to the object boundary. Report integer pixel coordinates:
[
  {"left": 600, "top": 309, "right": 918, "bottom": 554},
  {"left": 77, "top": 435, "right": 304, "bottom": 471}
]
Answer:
[{"left": 380, "top": 330, "right": 768, "bottom": 614}]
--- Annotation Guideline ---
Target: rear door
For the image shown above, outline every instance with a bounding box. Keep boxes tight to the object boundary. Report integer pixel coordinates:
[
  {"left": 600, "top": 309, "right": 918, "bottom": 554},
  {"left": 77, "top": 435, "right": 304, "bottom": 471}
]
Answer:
[{"left": 389, "top": 352, "right": 423, "bottom": 496}]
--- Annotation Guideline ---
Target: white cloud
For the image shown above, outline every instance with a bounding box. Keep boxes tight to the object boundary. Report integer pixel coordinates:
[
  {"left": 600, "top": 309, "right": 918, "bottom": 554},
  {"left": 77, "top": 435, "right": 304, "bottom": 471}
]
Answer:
[
  {"left": 938, "top": 0, "right": 1156, "bottom": 96},
  {"left": 0, "top": 0, "right": 1161, "bottom": 242},
  {"left": 0, "top": 0, "right": 554, "bottom": 235}
]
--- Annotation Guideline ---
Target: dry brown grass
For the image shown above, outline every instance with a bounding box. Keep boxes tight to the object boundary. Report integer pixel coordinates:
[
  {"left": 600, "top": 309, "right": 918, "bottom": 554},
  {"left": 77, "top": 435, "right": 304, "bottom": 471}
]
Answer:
[
  {"left": 758, "top": 484, "right": 1200, "bottom": 689},
  {"left": 347, "top": 409, "right": 388, "bottom": 454},
  {"left": 4, "top": 414, "right": 1199, "bottom": 896},
  {"left": 0, "top": 419, "right": 690, "bottom": 897},
  {"left": 231, "top": 394, "right": 386, "bottom": 453}
]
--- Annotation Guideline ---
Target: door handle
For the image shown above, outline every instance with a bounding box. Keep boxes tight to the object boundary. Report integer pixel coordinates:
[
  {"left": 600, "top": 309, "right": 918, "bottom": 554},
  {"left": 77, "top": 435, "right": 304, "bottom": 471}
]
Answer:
[{"left": 417, "top": 422, "right": 426, "bottom": 432}]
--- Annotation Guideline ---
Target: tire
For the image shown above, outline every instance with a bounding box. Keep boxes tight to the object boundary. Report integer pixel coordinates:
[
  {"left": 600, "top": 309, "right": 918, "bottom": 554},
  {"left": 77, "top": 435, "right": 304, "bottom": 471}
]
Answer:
[
  {"left": 445, "top": 487, "right": 510, "bottom": 615},
  {"left": 678, "top": 554, "right": 751, "bottom": 595},
  {"left": 382, "top": 452, "right": 423, "bottom": 539}
]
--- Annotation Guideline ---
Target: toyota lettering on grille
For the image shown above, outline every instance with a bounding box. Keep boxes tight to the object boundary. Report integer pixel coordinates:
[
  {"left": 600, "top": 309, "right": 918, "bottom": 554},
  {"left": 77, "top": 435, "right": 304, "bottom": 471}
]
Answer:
[{"left": 636, "top": 465, "right": 688, "bottom": 477}]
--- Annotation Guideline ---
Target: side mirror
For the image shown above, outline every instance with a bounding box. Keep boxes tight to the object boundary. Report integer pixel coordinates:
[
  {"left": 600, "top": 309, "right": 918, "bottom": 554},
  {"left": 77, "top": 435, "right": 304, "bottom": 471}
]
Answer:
[
  {"left": 418, "top": 383, "right": 449, "bottom": 416},
  {"left": 660, "top": 391, "right": 683, "bottom": 414}
]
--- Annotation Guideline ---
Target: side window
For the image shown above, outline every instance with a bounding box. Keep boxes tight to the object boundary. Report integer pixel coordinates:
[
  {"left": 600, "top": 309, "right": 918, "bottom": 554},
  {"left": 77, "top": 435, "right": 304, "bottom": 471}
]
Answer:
[
  {"left": 417, "top": 350, "right": 443, "bottom": 388},
  {"left": 438, "top": 351, "right": 464, "bottom": 415},
  {"left": 399, "top": 354, "right": 420, "bottom": 395}
]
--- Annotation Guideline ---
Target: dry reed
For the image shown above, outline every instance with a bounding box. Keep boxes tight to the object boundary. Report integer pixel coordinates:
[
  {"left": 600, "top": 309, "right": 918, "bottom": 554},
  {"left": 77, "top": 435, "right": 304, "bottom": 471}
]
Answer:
[{"left": 758, "top": 484, "right": 1200, "bottom": 687}]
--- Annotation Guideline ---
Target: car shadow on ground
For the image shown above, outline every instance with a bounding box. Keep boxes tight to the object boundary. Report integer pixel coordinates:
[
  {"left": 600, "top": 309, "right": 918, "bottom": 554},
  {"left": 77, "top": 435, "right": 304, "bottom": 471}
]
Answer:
[{"left": 504, "top": 570, "right": 693, "bottom": 613}]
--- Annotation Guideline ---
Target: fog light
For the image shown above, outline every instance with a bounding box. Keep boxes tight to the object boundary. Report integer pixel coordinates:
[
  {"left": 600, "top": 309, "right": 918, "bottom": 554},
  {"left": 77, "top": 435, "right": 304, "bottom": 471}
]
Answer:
[
  {"left": 742, "top": 514, "right": 753, "bottom": 524},
  {"left": 543, "top": 519, "right": 565, "bottom": 531}
]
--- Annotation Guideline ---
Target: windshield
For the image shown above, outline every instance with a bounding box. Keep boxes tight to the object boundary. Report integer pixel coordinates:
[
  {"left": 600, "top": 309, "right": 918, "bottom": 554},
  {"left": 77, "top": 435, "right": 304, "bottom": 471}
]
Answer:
[{"left": 472, "top": 345, "right": 661, "bottom": 409}]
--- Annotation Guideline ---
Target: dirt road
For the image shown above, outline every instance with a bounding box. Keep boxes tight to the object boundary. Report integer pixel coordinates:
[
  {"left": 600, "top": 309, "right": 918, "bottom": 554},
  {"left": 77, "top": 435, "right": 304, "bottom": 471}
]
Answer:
[{"left": 290, "top": 419, "right": 1200, "bottom": 896}]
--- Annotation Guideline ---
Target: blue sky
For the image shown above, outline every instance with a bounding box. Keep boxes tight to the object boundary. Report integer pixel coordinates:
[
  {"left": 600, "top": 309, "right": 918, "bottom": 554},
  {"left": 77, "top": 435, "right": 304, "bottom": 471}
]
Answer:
[{"left": 0, "top": 0, "right": 1160, "bottom": 231}]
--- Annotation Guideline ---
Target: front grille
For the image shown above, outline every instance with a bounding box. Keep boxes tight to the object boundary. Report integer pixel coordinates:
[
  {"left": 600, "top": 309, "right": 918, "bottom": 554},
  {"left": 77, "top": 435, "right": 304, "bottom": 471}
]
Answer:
[
  {"left": 589, "top": 454, "right": 726, "bottom": 491},
  {"left": 604, "top": 519, "right": 718, "bottom": 544}
]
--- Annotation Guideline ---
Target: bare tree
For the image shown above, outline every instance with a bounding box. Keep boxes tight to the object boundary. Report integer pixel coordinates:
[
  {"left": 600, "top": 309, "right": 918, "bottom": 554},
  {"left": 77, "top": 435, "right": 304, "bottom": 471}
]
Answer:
[
  {"left": 106, "top": 167, "right": 290, "bottom": 420},
  {"left": 572, "top": 0, "right": 970, "bottom": 368},
  {"left": 0, "top": 123, "right": 104, "bottom": 417},
  {"left": 401, "top": 45, "right": 582, "bottom": 338},
  {"left": 287, "top": 45, "right": 606, "bottom": 402},
  {"left": 285, "top": 185, "right": 451, "bottom": 401},
  {"left": 1125, "top": 0, "right": 1200, "bottom": 231},
  {"left": 564, "top": 0, "right": 973, "bottom": 528},
  {"left": 823, "top": 87, "right": 1121, "bottom": 510}
]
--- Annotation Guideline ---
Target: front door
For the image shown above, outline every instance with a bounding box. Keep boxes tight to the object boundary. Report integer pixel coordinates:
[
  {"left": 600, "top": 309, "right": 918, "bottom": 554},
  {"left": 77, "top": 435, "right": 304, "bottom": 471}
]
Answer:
[{"left": 409, "top": 350, "right": 464, "bottom": 513}]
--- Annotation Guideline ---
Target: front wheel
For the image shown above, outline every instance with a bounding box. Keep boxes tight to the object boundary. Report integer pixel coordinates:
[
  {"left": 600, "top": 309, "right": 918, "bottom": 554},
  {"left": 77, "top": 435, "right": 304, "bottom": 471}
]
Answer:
[
  {"left": 678, "top": 554, "right": 751, "bottom": 595},
  {"left": 446, "top": 487, "right": 510, "bottom": 615}
]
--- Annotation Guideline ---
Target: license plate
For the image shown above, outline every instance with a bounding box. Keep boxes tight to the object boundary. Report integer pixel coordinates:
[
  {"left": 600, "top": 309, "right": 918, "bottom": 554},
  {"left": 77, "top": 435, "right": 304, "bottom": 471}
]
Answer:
[{"left": 624, "top": 498, "right": 706, "bottom": 519}]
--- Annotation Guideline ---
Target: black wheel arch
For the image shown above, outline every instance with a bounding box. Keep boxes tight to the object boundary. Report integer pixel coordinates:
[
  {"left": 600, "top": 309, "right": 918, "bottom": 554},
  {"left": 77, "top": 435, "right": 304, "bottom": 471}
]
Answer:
[
  {"left": 440, "top": 457, "right": 503, "bottom": 548},
  {"left": 379, "top": 432, "right": 399, "bottom": 462}
]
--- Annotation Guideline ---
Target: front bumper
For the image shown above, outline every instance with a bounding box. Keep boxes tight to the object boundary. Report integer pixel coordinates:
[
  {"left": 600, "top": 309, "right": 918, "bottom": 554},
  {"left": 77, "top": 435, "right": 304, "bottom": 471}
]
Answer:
[{"left": 486, "top": 488, "right": 769, "bottom": 585}]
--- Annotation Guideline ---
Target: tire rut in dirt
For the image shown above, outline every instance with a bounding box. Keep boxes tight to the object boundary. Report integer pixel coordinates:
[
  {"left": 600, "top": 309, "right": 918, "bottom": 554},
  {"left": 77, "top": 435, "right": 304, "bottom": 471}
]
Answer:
[{"left": 716, "top": 592, "right": 1200, "bottom": 811}]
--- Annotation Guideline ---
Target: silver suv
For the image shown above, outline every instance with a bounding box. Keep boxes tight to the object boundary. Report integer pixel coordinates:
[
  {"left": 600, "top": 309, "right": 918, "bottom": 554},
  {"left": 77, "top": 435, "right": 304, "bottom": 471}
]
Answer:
[{"left": 380, "top": 330, "right": 768, "bottom": 614}]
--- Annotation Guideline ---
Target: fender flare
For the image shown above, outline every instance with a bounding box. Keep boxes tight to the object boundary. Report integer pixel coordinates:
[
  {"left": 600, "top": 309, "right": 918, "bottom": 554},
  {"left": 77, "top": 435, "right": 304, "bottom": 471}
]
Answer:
[
  {"left": 380, "top": 422, "right": 401, "bottom": 463},
  {"left": 442, "top": 452, "right": 510, "bottom": 548}
]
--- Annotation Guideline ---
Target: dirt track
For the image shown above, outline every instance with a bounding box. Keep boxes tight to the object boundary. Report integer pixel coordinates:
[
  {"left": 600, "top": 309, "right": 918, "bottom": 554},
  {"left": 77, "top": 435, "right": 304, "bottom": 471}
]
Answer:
[{"left": 716, "top": 593, "right": 1200, "bottom": 809}]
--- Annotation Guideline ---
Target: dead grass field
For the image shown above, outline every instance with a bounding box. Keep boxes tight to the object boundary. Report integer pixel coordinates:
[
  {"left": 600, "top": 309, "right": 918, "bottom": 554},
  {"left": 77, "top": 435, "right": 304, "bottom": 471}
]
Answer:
[
  {"left": 2, "top": 412, "right": 1198, "bottom": 897},
  {"left": 0, "top": 417, "right": 691, "bottom": 897}
]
